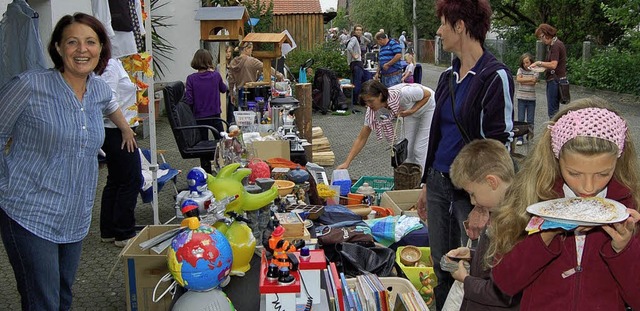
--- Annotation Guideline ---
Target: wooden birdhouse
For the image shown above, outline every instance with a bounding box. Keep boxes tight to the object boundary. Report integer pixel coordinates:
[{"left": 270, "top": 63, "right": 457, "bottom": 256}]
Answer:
[
  {"left": 241, "top": 32, "right": 293, "bottom": 83},
  {"left": 194, "top": 6, "right": 250, "bottom": 42}
]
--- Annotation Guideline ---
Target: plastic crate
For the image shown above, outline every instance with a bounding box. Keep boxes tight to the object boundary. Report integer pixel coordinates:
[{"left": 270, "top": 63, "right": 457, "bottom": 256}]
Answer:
[
  {"left": 346, "top": 276, "right": 425, "bottom": 309},
  {"left": 350, "top": 176, "right": 395, "bottom": 194},
  {"left": 233, "top": 111, "right": 257, "bottom": 126}
]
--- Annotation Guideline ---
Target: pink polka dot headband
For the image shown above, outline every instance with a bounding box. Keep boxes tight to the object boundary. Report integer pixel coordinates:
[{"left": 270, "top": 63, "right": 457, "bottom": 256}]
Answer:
[{"left": 548, "top": 107, "right": 627, "bottom": 158}]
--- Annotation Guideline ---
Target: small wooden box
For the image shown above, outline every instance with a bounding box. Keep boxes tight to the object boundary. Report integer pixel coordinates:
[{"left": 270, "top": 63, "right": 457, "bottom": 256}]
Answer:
[{"left": 275, "top": 212, "right": 304, "bottom": 238}]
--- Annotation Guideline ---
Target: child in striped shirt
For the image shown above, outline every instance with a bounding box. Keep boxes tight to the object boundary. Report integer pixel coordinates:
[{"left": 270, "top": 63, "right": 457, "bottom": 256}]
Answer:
[{"left": 515, "top": 53, "right": 538, "bottom": 145}]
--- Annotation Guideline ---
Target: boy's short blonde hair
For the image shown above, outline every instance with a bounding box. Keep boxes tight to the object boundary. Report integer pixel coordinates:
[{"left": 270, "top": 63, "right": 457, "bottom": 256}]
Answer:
[{"left": 450, "top": 139, "right": 515, "bottom": 188}]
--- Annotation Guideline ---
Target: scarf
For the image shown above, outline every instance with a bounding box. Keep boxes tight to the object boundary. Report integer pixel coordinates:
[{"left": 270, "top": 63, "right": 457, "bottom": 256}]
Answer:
[{"left": 365, "top": 88, "right": 401, "bottom": 142}]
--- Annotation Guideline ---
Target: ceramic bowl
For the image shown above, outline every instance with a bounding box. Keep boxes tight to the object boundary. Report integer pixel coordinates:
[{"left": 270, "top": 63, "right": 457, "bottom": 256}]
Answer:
[
  {"left": 274, "top": 179, "right": 295, "bottom": 197},
  {"left": 400, "top": 245, "right": 422, "bottom": 266}
]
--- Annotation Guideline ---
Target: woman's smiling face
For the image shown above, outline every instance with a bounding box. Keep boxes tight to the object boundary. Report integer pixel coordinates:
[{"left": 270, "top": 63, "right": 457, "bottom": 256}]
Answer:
[{"left": 57, "top": 22, "right": 102, "bottom": 79}]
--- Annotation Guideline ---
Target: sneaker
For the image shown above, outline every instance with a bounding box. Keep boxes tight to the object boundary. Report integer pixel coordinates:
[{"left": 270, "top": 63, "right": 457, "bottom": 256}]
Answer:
[
  {"left": 100, "top": 237, "right": 115, "bottom": 243},
  {"left": 516, "top": 140, "right": 523, "bottom": 146},
  {"left": 114, "top": 238, "right": 132, "bottom": 248}
]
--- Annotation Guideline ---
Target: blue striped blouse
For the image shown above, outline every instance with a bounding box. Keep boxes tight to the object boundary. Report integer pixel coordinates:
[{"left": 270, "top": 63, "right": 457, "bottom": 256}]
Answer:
[{"left": 0, "top": 69, "right": 117, "bottom": 243}]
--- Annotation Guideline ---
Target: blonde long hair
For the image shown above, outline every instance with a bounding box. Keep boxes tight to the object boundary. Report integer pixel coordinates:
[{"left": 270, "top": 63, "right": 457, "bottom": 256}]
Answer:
[{"left": 486, "top": 97, "right": 640, "bottom": 266}]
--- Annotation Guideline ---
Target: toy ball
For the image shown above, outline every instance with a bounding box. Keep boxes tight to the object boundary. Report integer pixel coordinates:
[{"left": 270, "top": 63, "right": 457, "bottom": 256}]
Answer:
[
  {"left": 167, "top": 223, "right": 233, "bottom": 291},
  {"left": 172, "top": 289, "right": 235, "bottom": 311},
  {"left": 187, "top": 167, "right": 208, "bottom": 194}
]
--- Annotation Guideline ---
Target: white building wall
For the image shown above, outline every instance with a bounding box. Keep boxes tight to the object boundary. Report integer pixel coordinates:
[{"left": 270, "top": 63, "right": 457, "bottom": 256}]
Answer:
[
  {"left": 0, "top": 0, "right": 200, "bottom": 83},
  {"left": 152, "top": 0, "right": 200, "bottom": 83}
]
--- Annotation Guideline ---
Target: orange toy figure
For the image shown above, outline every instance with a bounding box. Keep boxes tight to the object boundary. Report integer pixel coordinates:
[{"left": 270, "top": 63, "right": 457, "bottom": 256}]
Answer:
[{"left": 267, "top": 226, "right": 303, "bottom": 268}]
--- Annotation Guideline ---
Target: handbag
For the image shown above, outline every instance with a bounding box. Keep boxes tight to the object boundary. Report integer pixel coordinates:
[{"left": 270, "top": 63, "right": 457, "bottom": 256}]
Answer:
[
  {"left": 391, "top": 118, "right": 408, "bottom": 168},
  {"left": 442, "top": 280, "right": 465, "bottom": 311},
  {"left": 317, "top": 226, "right": 375, "bottom": 246},
  {"left": 558, "top": 77, "right": 570, "bottom": 104}
]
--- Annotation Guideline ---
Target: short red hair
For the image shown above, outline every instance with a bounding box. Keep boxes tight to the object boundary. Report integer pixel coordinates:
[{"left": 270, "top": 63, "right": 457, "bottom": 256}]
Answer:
[{"left": 436, "top": 0, "right": 492, "bottom": 45}]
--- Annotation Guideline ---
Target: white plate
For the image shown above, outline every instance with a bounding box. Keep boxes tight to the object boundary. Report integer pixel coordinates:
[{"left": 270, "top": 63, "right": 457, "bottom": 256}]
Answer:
[
  {"left": 527, "top": 198, "right": 629, "bottom": 226},
  {"left": 528, "top": 66, "right": 545, "bottom": 73}
]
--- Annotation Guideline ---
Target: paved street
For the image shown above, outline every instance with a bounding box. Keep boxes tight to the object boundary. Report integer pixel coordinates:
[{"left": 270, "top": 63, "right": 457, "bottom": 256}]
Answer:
[{"left": 0, "top": 63, "right": 638, "bottom": 310}]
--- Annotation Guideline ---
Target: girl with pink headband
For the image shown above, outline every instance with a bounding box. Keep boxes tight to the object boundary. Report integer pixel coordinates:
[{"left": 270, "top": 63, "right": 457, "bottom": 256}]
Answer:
[{"left": 486, "top": 97, "right": 640, "bottom": 310}]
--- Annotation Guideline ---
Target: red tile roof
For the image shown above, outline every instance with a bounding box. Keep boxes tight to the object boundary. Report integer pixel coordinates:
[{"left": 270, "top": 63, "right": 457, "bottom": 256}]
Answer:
[{"left": 259, "top": 0, "right": 322, "bottom": 15}]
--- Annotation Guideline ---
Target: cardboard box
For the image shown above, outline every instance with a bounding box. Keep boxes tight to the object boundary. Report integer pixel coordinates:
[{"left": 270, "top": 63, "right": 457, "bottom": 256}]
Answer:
[
  {"left": 275, "top": 212, "right": 304, "bottom": 238},
  {"left": 251, "top": 140, "right": 290, "bottom": 160},
  {"left": 379, "top": 189, "right": 422, "bottom": 217},
  {"left": 121, "top": 225, "right": 180, "bottom": 311}
]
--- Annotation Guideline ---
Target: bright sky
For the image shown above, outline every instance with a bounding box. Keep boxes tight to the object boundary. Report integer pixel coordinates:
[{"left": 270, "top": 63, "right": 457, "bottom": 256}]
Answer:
[{"left": 320, "top": 0, "right": 338, "bottom": 11}]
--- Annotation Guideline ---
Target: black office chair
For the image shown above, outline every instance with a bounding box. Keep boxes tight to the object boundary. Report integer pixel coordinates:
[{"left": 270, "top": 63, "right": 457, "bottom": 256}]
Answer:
[{"left": 163, "top": 81, "right": 228, "bottom": 173}]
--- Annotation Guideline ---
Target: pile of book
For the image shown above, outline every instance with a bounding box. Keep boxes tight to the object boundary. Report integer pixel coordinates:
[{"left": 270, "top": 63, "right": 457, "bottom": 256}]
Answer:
[{"left": 322, "top": 263, "right": 428, "bottom": 311}]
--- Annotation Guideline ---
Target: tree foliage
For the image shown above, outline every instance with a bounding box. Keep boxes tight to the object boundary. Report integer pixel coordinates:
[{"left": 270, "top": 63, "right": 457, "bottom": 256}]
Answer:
[
  {"left": 331, "top": 8, "right": 350, "bottom": 31},
  {"left": 242, "top": 0, "right": 274, "bottom": 35},
  {"left": 349, "top": 0, "right": 410, "bottom": 37},
  {"left": 489, "top": 0, "right": 625, "bottom": 46}
]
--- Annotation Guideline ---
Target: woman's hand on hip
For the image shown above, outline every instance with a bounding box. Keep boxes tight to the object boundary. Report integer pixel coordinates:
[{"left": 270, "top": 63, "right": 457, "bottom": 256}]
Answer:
[{"left": 121, "top": 128, "right": 138, "bottom": 153}]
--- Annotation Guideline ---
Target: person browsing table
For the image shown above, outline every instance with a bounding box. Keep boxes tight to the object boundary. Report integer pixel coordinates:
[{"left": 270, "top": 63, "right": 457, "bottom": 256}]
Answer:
[{"left": 337, "top": 80, "right": 435, "bottom": 172}]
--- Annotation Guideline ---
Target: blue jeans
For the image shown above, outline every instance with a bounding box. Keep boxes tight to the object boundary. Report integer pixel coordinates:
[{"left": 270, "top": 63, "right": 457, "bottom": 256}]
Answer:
[
  {"left": 350, "top": 61, "right": 371, "bottom": 109},
  {"left": 425, "top": 169, "right": 473, "bottom": 311},
  {"left": 381, "top": 72, "right": 402, "bottom": 88},
  {"left": 517, "top": 99, "right": 536, "bottom": 139},
  {"left": 546, "top": 79, "right": 560, "bottom": 119},
  {"left": 0, "top": 208, "right": 83, "bottom": 311}
]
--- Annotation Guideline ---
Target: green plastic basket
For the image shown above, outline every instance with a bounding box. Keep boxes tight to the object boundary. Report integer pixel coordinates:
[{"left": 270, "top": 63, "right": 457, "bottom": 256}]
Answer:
[{"left": 350, "top": 176, "right": 395, "bottom": 194}]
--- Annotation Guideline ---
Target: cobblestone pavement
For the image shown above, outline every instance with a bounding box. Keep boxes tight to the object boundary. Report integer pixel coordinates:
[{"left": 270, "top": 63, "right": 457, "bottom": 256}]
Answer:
[{"left": 0, "top": 63, "right": 638, "bottom": 310}]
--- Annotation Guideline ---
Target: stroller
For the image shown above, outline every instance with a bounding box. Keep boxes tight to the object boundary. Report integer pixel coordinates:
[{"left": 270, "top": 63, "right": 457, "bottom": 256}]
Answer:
[{"left": 312, "top": 68, "right": 348, "bottom": 114}]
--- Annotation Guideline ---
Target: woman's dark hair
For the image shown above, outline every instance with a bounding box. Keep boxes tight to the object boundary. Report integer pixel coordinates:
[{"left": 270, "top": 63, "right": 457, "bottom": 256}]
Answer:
[
  {"left": 436, "top": 0, "right": 492, "bottom": 45},
  {"left": 48, "top": 13, "right": 111, "bottom": 74},
  {"left": 359, "top": 80, "right": 389, "bottom": 105},
  {"left": 519, "top": 53, "right": 534, "bottom": 70},
  {"left": 191, "top": 49, "right": 214, "bottom": 70},
  {"left": 535, "top": 24, "right": 558, "bottom": 38}
]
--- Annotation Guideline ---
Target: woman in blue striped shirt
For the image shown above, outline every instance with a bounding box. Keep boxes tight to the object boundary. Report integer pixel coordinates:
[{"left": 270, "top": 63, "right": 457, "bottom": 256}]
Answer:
[{"left": 0, "top": 13, "right": 135, "bottom": 310}]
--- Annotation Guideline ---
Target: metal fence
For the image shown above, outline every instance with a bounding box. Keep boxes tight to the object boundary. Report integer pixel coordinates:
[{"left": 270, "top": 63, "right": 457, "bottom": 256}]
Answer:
[{"left": 433, "top": 36, "right": 598, "bottom": 70}]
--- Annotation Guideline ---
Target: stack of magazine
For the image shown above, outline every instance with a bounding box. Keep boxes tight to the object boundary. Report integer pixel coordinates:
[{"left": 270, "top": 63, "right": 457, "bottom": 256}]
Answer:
[{"left": 321, "top": 267, "right": 428, "bottom": 311}]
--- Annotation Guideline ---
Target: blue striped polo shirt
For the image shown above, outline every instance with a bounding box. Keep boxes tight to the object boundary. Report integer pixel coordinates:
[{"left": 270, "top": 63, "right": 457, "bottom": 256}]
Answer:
[
  {"left": 378, "top": 39, "right": 403, "bottom": 75},
  {"left": 0, "top": 69, "right": 117, "bottom": 243}
]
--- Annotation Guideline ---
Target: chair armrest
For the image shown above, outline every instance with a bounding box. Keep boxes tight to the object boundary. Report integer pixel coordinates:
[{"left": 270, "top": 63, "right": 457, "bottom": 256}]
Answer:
[
  {"left": 174, "top": 125, "right": 221, "bottom": 139},
  {"left": 195, "top": 117, "right": 230, "bottom": 131}
]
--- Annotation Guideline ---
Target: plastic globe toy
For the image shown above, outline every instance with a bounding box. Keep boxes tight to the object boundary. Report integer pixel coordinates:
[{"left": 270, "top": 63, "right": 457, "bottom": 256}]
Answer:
[
  {"left": 167, "top": 219, "right": 233, "bottom": 291},
  {"left": 172, "top": 289, "right": 235, "bottom": 311}
]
